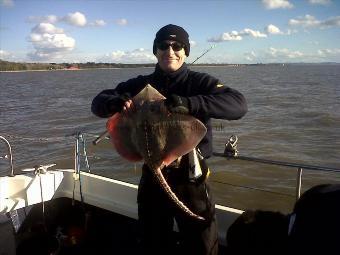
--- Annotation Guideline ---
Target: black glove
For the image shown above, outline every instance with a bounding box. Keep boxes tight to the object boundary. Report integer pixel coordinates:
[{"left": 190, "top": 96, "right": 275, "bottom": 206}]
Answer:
[
  {"left": 164, "top": 94, "right": 190, "bottom": 114},
  {"left": 108, "top": 92, "right": 131, "bottom": 113}
]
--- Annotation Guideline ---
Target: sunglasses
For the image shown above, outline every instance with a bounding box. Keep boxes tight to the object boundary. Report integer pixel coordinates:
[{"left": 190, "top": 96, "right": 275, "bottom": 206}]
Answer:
[{"left": 157, "top": 41, "right": 184, "bottom": 51}]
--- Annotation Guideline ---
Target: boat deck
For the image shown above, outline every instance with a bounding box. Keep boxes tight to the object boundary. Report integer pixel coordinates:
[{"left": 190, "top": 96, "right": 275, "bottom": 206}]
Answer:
[{"left": 8, "top": 197, "right": 227, "bottom": 255}]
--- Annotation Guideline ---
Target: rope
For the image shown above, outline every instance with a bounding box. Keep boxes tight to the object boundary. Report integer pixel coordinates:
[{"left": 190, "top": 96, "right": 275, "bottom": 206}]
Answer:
[
  {"left": 211, "top": 180, "right": 295, "bottom": 198},
  {"left": 2, "top": 132, "right": 102, "bottom": 143},
  {"left": 3, "top": 134, "right": 69, "bottom": 142}
]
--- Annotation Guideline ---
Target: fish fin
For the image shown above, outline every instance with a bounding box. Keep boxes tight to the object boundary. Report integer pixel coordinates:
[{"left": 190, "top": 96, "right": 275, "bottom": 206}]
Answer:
[{"left": 107, "top": 113, "right": 143, "bottom": 161}]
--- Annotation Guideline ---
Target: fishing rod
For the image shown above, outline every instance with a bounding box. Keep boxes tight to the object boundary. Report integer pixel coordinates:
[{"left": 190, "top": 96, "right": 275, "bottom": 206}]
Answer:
[{"left": 191, "top": 44, "right": 216, "bottom": 64}]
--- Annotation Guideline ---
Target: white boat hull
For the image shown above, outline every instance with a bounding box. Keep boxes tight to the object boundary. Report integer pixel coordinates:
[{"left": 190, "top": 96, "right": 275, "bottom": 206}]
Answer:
[{"left": 0, "top": 170, "right": 243, "bottom": 245}]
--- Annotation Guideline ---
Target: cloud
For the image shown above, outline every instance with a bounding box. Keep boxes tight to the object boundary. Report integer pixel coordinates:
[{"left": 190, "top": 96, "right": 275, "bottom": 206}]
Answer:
[
  {"left": 265, "top": 24, "right": 284, "bottom": 34},
  {"left": 208, "top": 31, "right": 242, "bottom": 42},
  {"left": 286, "top": 28, "right": 298, "bottom": 35},
  {"left": 25, "top": 12, "right": 107, "bottom": 62},
  {"left": 63, "top": 12, "right": 87, "bottom": 27},
  {"left": 27, "top": 15, "right": 59, "bottom": 24},
  {"left": 251, "top": 47, "right": 340, "bottom": 62},
  {"left": 317, "top": 48, "right": 340, "bottom": 56},
  {"left": 265, "top": 24, "right": 295, "bottom": 35},
  {"left": 28, "top": 13, "right": 107, "bottom": 28},
  {"left": 241, "top": 28, "right": 267, "bottom": 38},
  {"left": 267, "top": 47, "right": 304, "bottom": 59},
  {"left": 0, "top": 49, "right": 26, "bottom": 62},
  {"left": 90, "top": 20, "right": 106, "bottom": 27},
  {"left": 116, "top": 18, "right": 128, "bottom": 26},
  {"left": 244, "top": 51, "right": 257, "bottom": 61},
  {"left": 262, "top": 0, "right": 293, "bottom": 9},
  {"left": 100, "top": 48, "right": 156, "bottom": 63},
  {"left": 289, "top": 14, "right": 340, "bottom": 29},
  {"left": 28, "top": 22, "right": 75, "bottom": 61},
  {"left": 0, "top": 49, "right": 12, "bottom": 59},
  {"left": 289, "top": 14, "right": 320, "bottom": 27},
  {"left": 31, "top": 22, "right": 64, "bottom": 34},
  {"left": 308, "top": 0, "right": 331, "bottom": 5},
  {"left": 208, "top": 28, "right": 266, "bottom": 43},
  {"left": 189, "top": 40, "right": 197, "bottom": 47},
  {"left": 0, "top": 0, "right": 14, "bottom": 7}
]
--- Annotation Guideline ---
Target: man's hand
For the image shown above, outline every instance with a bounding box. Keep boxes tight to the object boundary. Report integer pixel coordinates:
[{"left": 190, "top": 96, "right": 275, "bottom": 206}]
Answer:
[
  {"left": 109, "top": 93, "right": 133, "bottom": 113},
  {"left": 165, "top": 94, "right": 190, "bottom": 114},
  {"left": 121, "top": 99, "right": 134, "bottom": 115}
]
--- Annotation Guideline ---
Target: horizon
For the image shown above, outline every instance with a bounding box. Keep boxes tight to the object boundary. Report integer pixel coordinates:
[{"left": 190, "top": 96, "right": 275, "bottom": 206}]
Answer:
[
  {"left": 1, "top": 58, "right": 340, "bottom": 65},
  {"left": 1, "top": 0, "right": 340, "bottom": 64}
]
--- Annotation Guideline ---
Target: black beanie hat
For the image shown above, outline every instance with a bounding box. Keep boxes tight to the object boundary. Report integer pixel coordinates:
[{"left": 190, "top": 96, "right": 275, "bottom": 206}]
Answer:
[{"left": 153, "top": 24, "right": 190, "bottom": 56}]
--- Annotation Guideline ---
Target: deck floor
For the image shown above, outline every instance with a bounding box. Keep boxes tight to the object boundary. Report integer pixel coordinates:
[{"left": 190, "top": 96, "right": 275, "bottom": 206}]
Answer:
[{"left": 8, "top": 197, "right": 227, "bottom": 255}]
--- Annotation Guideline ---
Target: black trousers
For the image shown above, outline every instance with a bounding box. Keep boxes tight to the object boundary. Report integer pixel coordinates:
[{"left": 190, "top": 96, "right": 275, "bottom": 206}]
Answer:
[{"left": 137, "top": 165, "right": 218, "bottom": 255}]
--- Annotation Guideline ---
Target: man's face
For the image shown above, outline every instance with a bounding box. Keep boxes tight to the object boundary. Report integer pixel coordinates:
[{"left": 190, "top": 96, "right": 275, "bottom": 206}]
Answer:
[{"left": 156, "top": 40, "right": 186, "bottom": 73}]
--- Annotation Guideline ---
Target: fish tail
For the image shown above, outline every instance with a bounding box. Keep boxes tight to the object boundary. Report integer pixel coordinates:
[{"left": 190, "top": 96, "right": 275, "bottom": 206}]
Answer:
[{"left": 154, "top": 167, "right": 205, "bottom": 221}]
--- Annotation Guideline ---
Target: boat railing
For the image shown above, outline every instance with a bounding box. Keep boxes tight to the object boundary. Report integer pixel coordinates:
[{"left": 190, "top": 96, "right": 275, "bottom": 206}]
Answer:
[
  {"left": 76, "top": 132, "right": 340, "bottom": 201},
  {"left": 0, "top": 135, "right": 14, "bottom": 177},
  {"left": 74, "top": 131, "right": 91, "bottom": 174},
  {"left": 213, "top": 135, "right": 340, "bottom": 200},
  {"left": 2, "top": 132, "right": 338, "bottom": 202}
]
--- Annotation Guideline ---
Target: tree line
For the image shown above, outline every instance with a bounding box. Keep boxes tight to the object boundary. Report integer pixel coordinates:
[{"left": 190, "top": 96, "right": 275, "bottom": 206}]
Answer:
[
  {"left": 0, "top": 60, "right": 158, "bottom": 71},
  {"left": 1, "top": 59, "right": 262, "bottom": 71}
]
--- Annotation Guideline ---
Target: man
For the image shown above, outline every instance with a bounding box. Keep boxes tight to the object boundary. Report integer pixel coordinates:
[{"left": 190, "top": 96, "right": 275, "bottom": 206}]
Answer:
[{"left": 91, "top": 24, "right": 247, "bottom": 255}]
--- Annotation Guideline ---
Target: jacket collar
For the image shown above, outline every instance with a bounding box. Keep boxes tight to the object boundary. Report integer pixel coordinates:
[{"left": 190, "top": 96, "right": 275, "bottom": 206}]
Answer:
[{"left": 153, "top": 62, "right": 188, "bottom": 83}]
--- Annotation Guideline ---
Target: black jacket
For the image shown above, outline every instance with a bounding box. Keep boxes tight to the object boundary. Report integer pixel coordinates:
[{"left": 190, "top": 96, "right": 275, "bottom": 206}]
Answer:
[{"left": 91, "top": 63, "right": 247, "bottom": 157}]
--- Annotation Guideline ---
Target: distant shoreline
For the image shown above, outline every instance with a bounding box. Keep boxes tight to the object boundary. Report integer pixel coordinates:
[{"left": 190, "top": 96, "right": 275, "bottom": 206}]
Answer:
[
  {"left": 0, "top": 67, "right": 122, "bottom": 73},
  {"left": 0, "top": 66, "right": 158, "bottom": 73},
  {"left": 1, "top": 61, "right": 339, "bottom": 72}
]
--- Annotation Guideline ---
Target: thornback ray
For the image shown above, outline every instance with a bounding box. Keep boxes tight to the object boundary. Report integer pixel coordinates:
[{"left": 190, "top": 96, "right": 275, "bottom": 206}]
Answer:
[{"left": 106, "top": 84, "right": 207, "bottom": 220}]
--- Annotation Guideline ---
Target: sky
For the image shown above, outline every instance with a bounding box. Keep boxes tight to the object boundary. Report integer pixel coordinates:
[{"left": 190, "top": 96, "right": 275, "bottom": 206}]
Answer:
[{"left": 0, "top": 0, "right": 340, "bottom": 64}]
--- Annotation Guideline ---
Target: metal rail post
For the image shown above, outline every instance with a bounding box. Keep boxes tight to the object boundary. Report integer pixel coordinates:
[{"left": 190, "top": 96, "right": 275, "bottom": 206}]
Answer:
[
  {"left": 0, "top": 136, "right": 14, "bottom": 176},
  {"left": 296, "top": 168, "right": 303, "bottom": 200}
]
